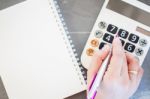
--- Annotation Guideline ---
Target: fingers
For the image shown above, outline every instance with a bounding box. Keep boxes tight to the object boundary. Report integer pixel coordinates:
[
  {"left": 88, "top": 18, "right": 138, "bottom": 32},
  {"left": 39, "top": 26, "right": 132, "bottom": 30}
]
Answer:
[
  {"left": 126, "top": 52, "right": 144, "bottom": 84},
  {"left": 109, "top": 37, "right": 127, "bottom": 76},
  {"left": 136, "top": 67, "right": 144, "bottom": 87},
  {"left": 126, "top": 52, "right": 140, "bottom": 80},
  {"left": 126, "top": 52, "right": 144, "bottom": 97},
  {"left": 125, "top": 52, "right": 139, "bottom": 69},
  {"left": 87, "top": 45, "right": 110, "bottom": 90}
]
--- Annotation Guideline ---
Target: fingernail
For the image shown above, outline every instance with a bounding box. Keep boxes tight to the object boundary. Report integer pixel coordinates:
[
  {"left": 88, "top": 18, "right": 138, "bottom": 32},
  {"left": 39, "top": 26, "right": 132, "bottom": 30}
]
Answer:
[
  {"left": 113, "top": 37, "right": 122, "bottom": 46},
  {"left": 115, "top": 33, "right": 119, "bottom": 37},
  {"left": 102, "top": 44, "right": 110, "bottom": 51}
]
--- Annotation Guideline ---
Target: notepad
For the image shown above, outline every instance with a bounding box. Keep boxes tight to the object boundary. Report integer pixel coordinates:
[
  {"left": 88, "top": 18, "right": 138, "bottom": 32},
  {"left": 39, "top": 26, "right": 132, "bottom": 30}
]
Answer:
[{"left": 0, "top": 0, "right": 86, "bottom": 99}]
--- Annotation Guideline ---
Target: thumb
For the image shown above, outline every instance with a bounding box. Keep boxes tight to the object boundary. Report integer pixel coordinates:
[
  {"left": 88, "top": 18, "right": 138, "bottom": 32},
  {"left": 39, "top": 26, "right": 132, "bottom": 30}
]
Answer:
[{"left": 87, "top": 45, "right": 110, "bottom": 91}]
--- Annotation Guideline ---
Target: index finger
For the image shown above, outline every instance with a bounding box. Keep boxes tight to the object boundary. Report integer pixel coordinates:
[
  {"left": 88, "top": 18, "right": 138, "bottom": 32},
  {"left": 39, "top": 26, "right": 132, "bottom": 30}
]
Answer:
[{"left": 109, "top": 37, "right": 126, "bottom": 75}]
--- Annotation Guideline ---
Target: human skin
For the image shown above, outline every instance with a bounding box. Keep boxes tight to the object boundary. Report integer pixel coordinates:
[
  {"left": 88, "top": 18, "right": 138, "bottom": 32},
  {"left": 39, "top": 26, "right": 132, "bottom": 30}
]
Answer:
[{"left": 87, "top": 37, "right": 144, "bottom": 99}]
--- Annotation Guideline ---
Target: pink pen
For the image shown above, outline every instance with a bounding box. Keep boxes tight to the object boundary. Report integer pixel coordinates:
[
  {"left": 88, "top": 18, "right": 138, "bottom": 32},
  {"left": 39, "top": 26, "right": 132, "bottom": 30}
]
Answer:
[
  {"left": 87, "top": 47, "right": 112, "bottom": 99},
  {"left": 88, "top": 33, "right": 119, "bottom": 99}
]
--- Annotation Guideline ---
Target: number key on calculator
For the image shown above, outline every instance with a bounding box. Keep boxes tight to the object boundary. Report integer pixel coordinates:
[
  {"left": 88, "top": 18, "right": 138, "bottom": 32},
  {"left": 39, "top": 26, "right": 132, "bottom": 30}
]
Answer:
[
  {"left": 107, "top": 24, "right": 118, "bottom": 34},
  {"left": 81, "top": 0, "right": 150, "bottom": 69},
  {"left": 128, "top": 33, "right": 139, "bottom": 43},
  {"left": 118, "top": 29, "right": 129, "bottom": 39},
  {"left": 103, "top": 33, "right": 114, "bottom": 43}
]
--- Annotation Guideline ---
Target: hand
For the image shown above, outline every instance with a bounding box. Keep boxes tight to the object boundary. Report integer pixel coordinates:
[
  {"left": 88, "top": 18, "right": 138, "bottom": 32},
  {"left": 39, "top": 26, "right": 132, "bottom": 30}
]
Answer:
[{"left": 87, "top": 37, "right": 144, "bottom": 99}]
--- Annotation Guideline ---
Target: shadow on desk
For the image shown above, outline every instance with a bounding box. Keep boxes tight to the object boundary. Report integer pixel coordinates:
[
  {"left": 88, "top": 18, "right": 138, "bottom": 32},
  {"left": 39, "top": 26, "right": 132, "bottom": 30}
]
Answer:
[{"left": 65, "top": 91, "right": 86, "bottom": 99}]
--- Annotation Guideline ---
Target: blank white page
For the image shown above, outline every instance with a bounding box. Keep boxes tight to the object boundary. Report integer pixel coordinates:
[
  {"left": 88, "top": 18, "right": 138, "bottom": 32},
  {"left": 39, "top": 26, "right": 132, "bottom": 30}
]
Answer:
[{"left": 0, "top": 0, "right": 86, "bottom": 99}]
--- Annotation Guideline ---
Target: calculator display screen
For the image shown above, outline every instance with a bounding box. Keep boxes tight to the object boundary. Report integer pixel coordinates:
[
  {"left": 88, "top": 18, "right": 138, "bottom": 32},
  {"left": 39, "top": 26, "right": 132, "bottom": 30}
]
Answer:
[
  {"left": 136, "top": 27, "right": 150, "bottom": 36},
  {"left": 122, "top": 0, "right": 150, "bottom": 13},
  {"left": 107, "top": 0, "right": 150, "bottom": 28}
]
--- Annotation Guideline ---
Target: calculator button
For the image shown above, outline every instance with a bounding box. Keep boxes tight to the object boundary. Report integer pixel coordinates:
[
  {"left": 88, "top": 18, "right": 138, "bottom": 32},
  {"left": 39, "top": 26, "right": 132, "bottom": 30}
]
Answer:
[
  {"left": 107, "top": 24, "right": 118, "bottom": 34},
  {"left": 103, "top": 33, "right": 114, "bottom": 43},
  {"left": 98, "top": 21, "right": 107, "bottom": 29},
  {"left": 120, "top": 39, "right": 125, "bottom": 46},
  {"left": 99, "top": 42, "right": 106, "bottom": 49},
  {"left": 128, "top": 34, "right": 139, "bottom": 44},
  {"left": 124, "top": 43, "right": 135, "bottom": 53},
  {"left": 94, "top": 30, "right": 103, "bottom": 38},
  {"left": 90, "top": 39, "right": 99, "bottom": 47},
  {"left": 86, "top": 48, "right": 94, "bottom": 56},
  {"left": 139, "top": 39, "right": 147, "bottom": 47},
  {"left": 118, "top": 29, "right": 129, "bottom": 39},
  {"left": 135, "top": 48, "right": 144, "bottom": 56}
]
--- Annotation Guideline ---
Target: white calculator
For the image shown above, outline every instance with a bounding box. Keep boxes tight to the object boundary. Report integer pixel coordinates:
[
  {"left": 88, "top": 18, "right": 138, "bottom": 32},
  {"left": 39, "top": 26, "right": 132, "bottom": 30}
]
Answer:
[{"left": 81, "top": 0, "right": 150, "bottom": 69}]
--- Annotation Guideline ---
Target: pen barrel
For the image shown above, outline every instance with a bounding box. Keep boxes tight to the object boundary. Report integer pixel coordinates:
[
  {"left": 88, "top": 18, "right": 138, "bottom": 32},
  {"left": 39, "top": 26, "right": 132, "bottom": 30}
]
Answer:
[{"left": 88, "top": 52, "right": 111, "bottom": 99}]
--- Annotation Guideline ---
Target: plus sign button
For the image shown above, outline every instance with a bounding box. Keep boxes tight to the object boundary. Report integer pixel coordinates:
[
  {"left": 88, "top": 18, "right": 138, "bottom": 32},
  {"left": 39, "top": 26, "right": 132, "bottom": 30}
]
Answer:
[{"left": 139, "top": 39, "right": 147, "bottom": 47}]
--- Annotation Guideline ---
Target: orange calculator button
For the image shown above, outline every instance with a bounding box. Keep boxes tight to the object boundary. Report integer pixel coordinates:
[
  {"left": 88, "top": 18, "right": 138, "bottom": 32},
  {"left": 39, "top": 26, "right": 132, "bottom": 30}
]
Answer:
[
  {"left": 86, "top": 48, "right": 94, "bottom": 56},
  {"left": 91, "top": 39, "right": 99, "bottom": 47}
]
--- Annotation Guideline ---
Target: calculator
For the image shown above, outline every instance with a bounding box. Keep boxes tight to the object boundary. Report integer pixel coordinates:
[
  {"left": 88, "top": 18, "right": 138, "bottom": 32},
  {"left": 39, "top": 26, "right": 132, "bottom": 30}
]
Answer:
[{"left": 81, "top": 0, "right": 150, "bottom": 69}]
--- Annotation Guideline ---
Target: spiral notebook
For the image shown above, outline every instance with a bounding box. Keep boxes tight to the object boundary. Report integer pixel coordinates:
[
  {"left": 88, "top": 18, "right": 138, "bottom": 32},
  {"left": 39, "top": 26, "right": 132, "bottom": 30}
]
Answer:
[{"left": 0, "top": 0, "right": 86, "bottom": 99}]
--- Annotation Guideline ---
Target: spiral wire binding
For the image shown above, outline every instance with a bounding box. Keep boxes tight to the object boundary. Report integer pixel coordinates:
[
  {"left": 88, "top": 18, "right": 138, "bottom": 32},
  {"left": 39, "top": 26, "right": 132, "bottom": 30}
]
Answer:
[{"left": 48, "top": 0, "right": 87, "bottom": 85}]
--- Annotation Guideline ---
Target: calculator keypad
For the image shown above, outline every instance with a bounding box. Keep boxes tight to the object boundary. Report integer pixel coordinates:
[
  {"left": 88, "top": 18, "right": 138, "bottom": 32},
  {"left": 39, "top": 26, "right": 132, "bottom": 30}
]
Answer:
[
  {"left": 107, "top": 24, "right": 118, "bottom": 34},
  {"left": 128, "top": 34, "right": 139, "bottom": 44},
  {"left": 124, "top": 43, "right": 135, "bottom": 53},
  {"left": 86, "top": 22, "right": 147, "bottom": 60},
  {"left": 103, "top": 33, "right": 114, "bottom": 43},
  {"left": 118, "top": 29, "right": 129, "bottom": 39}
]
